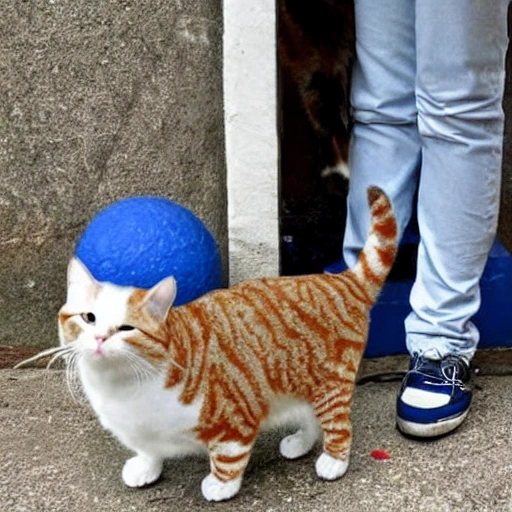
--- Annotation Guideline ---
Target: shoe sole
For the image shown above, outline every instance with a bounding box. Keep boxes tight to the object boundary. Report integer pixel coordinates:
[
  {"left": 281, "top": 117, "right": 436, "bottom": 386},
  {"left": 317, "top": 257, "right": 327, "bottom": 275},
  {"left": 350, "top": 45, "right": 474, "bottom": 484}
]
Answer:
[{"left": 396, "top": 408, "right": 470, "bottom": 438}]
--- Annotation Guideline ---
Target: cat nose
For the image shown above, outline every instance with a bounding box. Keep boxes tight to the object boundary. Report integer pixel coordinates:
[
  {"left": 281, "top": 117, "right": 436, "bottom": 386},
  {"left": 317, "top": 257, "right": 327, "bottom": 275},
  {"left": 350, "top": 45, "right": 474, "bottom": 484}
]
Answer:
[{"left": 95, "top": 335, "right": 107, "bottom": 345}]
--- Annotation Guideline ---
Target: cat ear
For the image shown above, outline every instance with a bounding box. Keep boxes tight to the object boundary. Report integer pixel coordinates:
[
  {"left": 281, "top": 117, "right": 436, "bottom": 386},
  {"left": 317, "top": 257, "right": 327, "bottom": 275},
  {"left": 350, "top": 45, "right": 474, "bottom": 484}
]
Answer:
[
  {"left": 143, "top": 276, "right": 177, "bottom": 321},
  {"left": 65, "top": 257, "right": 100, "bottom": 310}
]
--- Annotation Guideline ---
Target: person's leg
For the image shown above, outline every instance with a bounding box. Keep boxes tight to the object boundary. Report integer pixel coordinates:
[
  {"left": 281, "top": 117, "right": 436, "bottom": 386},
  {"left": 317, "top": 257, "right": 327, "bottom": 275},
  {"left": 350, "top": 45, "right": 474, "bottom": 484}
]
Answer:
[
  {"left": 407, "top": 1, "right": 509, "bottom": 360},
  {"left": 343, "top": 0, "right": 420, "bottom": 267},
  {"left": 397, "top": 0, "right": 509, "bottom": 437}
]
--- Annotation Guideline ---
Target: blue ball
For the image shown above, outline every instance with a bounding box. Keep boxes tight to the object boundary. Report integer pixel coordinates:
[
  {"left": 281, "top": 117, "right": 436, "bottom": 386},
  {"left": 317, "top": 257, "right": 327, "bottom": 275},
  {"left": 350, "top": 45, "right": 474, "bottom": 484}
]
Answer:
[{"left": 75, "top": 196, "right": 222, "bottom": 306}]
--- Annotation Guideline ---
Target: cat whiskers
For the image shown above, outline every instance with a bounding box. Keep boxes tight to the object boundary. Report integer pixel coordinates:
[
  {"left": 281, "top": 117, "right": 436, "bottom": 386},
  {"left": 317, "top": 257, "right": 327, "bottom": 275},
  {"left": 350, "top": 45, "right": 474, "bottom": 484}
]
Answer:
[
  {"left": 13, "top": 344, "right": 86, "bottom": 402},
  {"left": 168, "top": 357, "right": 185, "bottom": 373},
  {"left": 13, "top": 345, "right": 74, "bottom": 370},
  {"left": 122, "top": 350, "right": 161, "bottom": 392},
  {"left": 63, "top": 351, "right": 86, "bottom": 403},
  {"left": 136, "top": 329, "right": 185, "bottom": 373}
]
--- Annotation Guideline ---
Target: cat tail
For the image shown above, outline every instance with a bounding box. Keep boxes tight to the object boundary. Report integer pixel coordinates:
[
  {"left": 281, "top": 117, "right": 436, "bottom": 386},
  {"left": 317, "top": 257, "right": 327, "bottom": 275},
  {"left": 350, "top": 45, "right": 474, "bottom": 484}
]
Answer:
[{"left": 351, "top": 186, "right": 398, "bottom": 303}]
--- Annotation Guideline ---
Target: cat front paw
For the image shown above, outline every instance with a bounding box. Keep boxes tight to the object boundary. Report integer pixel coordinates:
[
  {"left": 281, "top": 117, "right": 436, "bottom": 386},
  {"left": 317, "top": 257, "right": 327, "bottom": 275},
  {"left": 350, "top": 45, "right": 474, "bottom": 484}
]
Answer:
[
  {"left": 315, "top": 452, "right": 349, "bottom": 481},
  {"left": 122, "top": 456, "right": 163, "bottom": 488},
  {"left": 279, "top": 429, "right": 316, "bottom": 459},
  {"left": 201, "top": 473, "right": 242, "bottom": 502}
]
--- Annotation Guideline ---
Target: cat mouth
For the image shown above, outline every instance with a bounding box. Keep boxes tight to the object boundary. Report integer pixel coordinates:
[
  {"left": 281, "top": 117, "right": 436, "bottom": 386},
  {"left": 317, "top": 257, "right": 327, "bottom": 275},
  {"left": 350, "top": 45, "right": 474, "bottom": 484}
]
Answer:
[
  {"left": 86, "top": 346, "right": 114, "bottom": 361},
  {"left": 86, "top": 345, "right": 127, "bottom": 362}
]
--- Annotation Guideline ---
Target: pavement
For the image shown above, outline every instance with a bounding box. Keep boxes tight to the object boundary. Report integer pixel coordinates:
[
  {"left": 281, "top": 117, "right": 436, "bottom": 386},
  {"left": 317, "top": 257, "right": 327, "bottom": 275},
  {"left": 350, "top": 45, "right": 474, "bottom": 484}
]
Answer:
[{"left": 2, "top": 350, "right": 512, "bottom": 512}]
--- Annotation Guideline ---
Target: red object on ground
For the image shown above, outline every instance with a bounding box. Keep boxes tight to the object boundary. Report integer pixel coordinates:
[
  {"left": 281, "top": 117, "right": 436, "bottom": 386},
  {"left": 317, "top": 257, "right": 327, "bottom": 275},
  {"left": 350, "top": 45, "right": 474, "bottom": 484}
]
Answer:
[{"left": 371, "top": 449, "right": 391, "bottom": 460}]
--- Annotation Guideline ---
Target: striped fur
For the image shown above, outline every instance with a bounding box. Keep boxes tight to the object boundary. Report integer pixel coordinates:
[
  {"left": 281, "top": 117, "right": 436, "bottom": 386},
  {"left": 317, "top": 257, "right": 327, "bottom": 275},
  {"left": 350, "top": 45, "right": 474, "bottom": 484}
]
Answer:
[{"left": 58, "top": 186, "right": 397, "bottom": 501}]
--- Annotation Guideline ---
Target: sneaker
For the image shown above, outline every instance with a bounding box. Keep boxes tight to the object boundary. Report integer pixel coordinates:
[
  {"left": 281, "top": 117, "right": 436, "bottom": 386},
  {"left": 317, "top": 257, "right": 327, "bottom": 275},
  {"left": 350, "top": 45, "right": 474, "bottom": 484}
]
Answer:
[{"left": 396, "top": 354, "right": 472, "bottom": 438}]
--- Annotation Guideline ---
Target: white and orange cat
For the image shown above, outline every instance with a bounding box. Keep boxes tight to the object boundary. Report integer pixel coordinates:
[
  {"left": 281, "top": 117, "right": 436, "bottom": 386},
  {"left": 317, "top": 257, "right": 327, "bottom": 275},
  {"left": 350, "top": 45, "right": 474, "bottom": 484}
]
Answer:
[{"left": 26, "top": 186, "right": 396, "bottom": 501}]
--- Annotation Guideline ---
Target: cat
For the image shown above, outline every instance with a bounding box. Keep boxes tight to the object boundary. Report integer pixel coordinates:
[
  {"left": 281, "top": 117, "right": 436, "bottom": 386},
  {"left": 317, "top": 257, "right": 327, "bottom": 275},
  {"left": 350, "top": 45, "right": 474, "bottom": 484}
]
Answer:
[
  {"left": 36, "top": 186, "right": 396, "bottom": 502},
  {"left": 278, "top": 0, "right": 355, "bottom": 179}
]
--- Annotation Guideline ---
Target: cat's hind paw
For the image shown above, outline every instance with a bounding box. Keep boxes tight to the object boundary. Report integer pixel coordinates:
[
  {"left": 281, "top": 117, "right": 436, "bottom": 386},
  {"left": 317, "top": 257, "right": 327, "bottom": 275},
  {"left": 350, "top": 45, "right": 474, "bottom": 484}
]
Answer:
[
  {"left": 122, "top": 456, "right": 163, "bottom": 488},
  {"left": 315, "top": 452, "right": 349, "bottom": 481},
  {"left": 279, "top": 429, "right": 317, "bottom": 459},
  {"left": 201, "top": 473, "right": 242, "bottom": 502}
]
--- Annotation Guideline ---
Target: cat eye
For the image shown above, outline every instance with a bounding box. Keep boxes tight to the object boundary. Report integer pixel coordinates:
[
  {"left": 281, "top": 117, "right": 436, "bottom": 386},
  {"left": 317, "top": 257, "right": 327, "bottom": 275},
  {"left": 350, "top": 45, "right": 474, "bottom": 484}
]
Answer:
[
  {"left": 118, "top": 325, "right": 135, "bottom": 332},
  {"left": 81, "top": 312, "right": 96, "bottom": 324}
]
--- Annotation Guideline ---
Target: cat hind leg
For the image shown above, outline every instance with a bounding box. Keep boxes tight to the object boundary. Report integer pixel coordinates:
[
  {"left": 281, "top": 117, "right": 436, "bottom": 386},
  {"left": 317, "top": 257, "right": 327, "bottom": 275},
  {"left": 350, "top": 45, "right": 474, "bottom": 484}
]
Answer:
[
  {"left": 279, "top": 415, "right": 319, "bottom": 460},
  {"left": 201, "top": 439, "right": 255, "bottom": 501},
  {"left": 276, "top": 400, "right": 320, "bottom": 459},
  {"left": 122, "top": 455, "right": 163, "bottom": 487},
  {"left": 313, "top": 386, "right": 352, "bottom": 481},
  {"left": 315, "top": 452, "right": 349, "bottom": 480},
  {"left": 279, "top": 428, "right": 317, "bottom": 459}
]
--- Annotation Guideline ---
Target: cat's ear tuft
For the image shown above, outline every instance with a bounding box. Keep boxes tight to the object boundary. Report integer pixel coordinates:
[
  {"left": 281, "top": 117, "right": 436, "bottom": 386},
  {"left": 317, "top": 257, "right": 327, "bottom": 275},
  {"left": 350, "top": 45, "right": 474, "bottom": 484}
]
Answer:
[
  {"left": 65, "top": 258, "right": 99, "bottom": 310},
  {"left": 143, "top": 276, "right": 177, "bottom": 322}
]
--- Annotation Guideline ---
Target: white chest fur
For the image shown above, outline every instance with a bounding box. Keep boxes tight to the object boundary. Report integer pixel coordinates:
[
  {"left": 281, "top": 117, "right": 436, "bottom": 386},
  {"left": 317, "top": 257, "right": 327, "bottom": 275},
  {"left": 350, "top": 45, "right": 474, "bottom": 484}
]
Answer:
[{"left": 78, "top": 360, "right": 204, "bottom": 459}]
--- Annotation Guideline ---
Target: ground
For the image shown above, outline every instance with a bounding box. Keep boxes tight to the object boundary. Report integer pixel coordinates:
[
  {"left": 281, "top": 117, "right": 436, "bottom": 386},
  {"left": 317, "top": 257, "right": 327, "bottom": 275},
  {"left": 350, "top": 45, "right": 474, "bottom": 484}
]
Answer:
[{"left": 2, "top": 349, "right": 512, "bottom": 511}]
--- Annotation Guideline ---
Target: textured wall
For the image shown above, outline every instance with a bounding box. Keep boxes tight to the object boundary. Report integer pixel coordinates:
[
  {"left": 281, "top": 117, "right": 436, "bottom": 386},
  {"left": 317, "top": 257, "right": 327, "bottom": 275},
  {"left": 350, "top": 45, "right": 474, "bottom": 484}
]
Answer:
[{"left": 0, "top": 0, "right": 226, "bottom": 348}]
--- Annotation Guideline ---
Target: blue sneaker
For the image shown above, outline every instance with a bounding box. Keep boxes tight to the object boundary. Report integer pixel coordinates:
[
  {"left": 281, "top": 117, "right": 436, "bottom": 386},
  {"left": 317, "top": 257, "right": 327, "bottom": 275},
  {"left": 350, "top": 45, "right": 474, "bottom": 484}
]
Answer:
[{"left": 396, "top": 354, "right": 472, "bottom": 438}]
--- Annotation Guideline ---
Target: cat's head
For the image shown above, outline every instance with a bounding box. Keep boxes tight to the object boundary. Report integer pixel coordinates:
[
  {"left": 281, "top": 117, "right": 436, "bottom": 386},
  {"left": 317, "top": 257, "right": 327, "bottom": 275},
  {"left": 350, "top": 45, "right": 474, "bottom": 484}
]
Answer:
[{"left": 58, "top": 257, "right": 177, "bottom": 368}]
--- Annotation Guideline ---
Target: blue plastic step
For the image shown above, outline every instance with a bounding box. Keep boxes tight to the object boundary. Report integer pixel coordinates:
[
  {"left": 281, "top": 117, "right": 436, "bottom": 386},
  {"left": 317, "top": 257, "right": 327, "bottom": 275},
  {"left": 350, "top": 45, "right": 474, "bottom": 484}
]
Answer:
[{"left": 324, "top": 239, "right": 512, "bottom": 357}]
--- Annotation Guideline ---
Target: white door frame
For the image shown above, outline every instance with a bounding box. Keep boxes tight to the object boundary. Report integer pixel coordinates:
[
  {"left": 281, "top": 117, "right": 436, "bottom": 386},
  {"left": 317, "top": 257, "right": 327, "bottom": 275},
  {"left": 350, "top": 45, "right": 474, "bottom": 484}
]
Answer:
[{"left": 223, "top": 0, "right": 279, "bottom": 285}]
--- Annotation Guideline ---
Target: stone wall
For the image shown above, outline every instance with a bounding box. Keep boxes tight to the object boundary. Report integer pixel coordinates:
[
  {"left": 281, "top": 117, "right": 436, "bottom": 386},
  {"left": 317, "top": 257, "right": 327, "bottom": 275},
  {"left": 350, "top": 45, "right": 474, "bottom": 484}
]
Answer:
[{"left": 0, "top": 0, "right": 226, "bottom": 348}]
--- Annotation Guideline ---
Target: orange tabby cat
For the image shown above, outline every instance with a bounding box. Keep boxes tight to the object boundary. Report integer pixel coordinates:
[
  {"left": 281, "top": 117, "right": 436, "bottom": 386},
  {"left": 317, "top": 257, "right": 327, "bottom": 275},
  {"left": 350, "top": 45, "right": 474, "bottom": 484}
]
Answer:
[{"left": 52, "top": 186, "right": 397, "bottom": 501}]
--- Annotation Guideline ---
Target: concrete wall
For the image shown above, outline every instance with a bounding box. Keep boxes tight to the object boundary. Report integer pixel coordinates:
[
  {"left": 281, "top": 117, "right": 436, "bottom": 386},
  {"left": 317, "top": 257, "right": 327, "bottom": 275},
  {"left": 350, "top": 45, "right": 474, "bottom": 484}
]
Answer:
[{"left": 0, "top": 0, "right": 226, "bottom": 348}]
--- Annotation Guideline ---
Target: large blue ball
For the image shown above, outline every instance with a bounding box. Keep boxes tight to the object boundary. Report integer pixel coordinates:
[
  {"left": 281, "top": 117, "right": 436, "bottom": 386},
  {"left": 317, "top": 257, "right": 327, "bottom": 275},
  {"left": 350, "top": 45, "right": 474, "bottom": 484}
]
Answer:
[{"left": 75, "top": 196, "right": 222, "bottom": 306}]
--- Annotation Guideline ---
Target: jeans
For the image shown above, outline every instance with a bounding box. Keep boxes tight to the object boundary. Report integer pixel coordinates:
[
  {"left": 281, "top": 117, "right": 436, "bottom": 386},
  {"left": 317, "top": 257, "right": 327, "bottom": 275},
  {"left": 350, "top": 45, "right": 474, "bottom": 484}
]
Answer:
[{"left": 343, "top": 0, "right": 510, "bottom": 360}]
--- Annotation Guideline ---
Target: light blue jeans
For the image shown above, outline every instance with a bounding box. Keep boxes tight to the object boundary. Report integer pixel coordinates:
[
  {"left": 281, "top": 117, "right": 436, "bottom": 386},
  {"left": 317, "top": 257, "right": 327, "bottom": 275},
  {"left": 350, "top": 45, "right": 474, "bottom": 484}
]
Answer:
[{"left": 343, "top": 0, "right": 510, "bottom": 361}]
